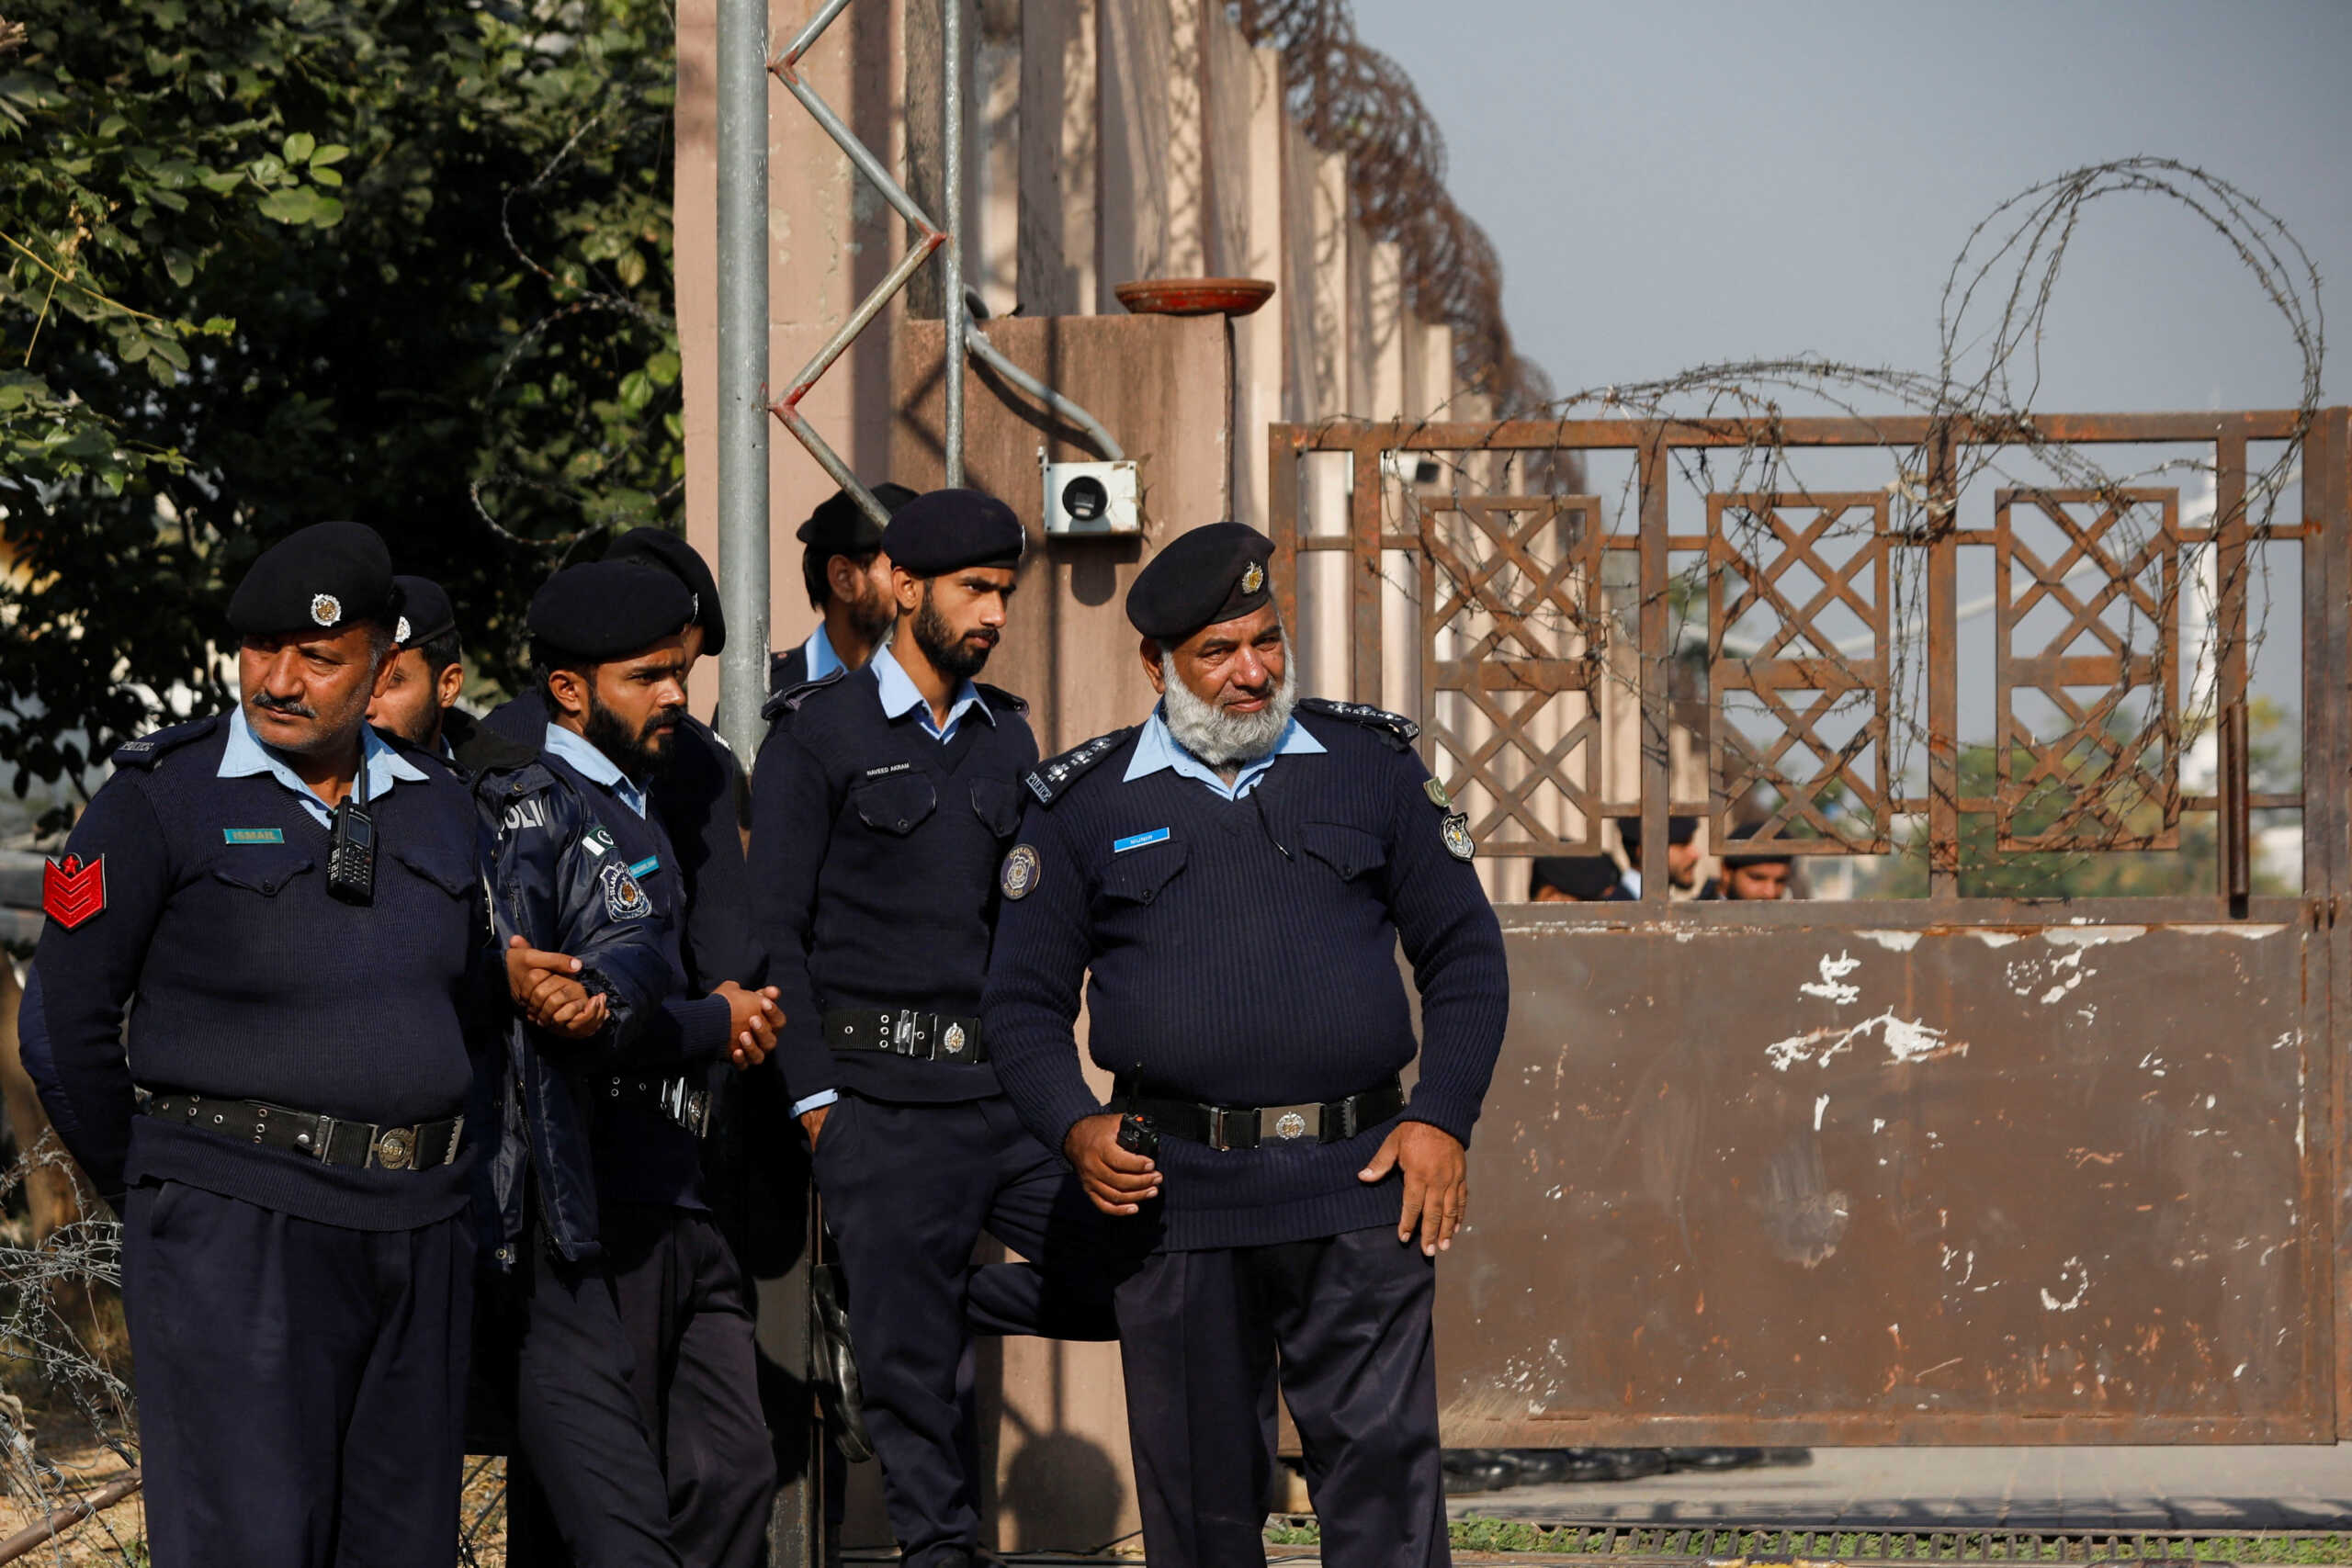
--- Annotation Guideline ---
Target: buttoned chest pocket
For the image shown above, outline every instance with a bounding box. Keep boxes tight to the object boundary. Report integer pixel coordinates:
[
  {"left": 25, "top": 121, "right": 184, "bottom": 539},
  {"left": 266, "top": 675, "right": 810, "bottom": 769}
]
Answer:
[
  {"left": 969, "top": 777, "right": 1023, "bottom": 840},
  {"left": 389, "top": 842, "right": 478, "bottom": 902},
  {"left": 1095, "top": 840, "right": 1188, "bottom": 909},
  {"left": 1300, "top": 822, "right": 1387, "bottom": 884},
  {"left": 206, "top": 848, "right": 317, "bottom": 898},
  {"left": 851, "top": 772, "right": 937, "bottom": 837}
]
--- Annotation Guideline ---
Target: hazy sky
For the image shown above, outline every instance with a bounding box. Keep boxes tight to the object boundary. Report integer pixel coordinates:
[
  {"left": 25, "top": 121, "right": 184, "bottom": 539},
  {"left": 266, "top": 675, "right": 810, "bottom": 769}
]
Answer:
[{"left": 1349, "top": 0, "right": 2352, "bottom": 413}]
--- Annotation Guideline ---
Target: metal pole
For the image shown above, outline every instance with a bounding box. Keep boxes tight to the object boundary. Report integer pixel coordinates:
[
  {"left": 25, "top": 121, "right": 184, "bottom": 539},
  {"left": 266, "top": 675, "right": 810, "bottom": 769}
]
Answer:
[
  {"left": 941, "top": 0, "right": 966, "bottom": 487},
  {"left": 716, "top": 0, "right": 771, "bottom": 763}
]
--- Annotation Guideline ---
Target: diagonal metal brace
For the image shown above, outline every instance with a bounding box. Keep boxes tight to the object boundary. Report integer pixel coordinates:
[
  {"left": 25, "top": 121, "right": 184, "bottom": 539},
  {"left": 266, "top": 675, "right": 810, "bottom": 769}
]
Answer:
[{"left": 769, "top": 0, "right": 1121, "bottom": 527}]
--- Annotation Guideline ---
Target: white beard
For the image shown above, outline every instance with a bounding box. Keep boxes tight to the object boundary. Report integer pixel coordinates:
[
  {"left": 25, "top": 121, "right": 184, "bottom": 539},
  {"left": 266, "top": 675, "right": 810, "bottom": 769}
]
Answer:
[{"left": 1159, "top": 647, "right": 1298, "bottom": 766}]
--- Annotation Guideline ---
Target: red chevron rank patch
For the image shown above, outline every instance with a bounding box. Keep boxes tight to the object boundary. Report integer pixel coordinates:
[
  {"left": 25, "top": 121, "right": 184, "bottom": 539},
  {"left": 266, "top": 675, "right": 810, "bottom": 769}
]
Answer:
[{"left": 42, "top": 854, "right": 107, "bottom": 929}]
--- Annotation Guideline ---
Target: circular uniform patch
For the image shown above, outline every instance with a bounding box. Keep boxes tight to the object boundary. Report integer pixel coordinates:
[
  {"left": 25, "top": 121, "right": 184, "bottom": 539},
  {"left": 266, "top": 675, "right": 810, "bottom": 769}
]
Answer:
[
  {"left": 1001, "top": 842, "right": 1042, "bottom": 900},
  {"left": 600, "top": 861, "right": 652, "bottom": 921},
  {"left": 1441, "top": 812, "right": 1476, "bottom": 863},
  {"left": 311, "top": 592, "right": 343, "bottom": 627},
  {"left": 1422, "top": 777, "right": 1452, "bottom": 811}
]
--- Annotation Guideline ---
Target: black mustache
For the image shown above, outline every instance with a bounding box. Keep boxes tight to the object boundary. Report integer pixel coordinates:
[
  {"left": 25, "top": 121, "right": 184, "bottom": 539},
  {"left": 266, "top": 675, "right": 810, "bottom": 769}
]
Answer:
[{"left": 251, "top": 694, "right": 317, "bottom": 719}]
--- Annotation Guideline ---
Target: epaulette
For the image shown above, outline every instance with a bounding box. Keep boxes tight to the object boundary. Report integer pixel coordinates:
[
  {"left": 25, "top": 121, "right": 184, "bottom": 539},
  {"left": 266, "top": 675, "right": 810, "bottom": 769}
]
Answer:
[
  {"left": 974, "top": 681, "right": 1030, "bottom": 716},
  {"left": 111, "top": 714, "right": 224, "bottom": 771},
  {"left": 1023, "top": 726, "right": 1138, "bottom": 807},
  {"left": 761, "top": 667, "right": 848, "bottom": 723},
  {"left": 1297, "top": 696, "right": 1419, "bottom": 751}
]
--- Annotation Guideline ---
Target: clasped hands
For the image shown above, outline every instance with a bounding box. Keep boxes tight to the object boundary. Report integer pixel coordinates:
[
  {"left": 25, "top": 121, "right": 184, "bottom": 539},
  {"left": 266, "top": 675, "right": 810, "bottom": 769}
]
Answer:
[{"left": 503, "top": 939, "right": 781, "bottom": 1068}]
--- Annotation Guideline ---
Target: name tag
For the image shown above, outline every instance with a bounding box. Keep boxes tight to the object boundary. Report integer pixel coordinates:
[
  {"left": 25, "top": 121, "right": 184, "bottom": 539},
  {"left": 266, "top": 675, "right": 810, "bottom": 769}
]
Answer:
[
  {"left": 864, "top": 761, "right": 913, "bottom": 779},
  {"left": 1113, "top": 828, "right": 1170, "bottom": 854},
  {"left": 628, "top": 855, "right": 661, "bottom": 878},
  {"left": 222, "top": 828, "right": 286, "bottom": 844}
]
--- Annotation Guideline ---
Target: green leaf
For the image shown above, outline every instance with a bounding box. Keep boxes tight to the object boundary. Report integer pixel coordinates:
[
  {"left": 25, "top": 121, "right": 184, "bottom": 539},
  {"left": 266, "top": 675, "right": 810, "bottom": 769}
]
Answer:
[
  {"left": 613, "top": 247, "right": 646, "bottom": 288},
  {"left": 617, "top": 369, "right": 652, "bottom": 412},
  {"left": 308, "top": 143, "right": 350, "bottom": 167},
  {"left": 645, "top": 350, "right": 681, "bottom": 386},
  {"left": 308, "top": 166, "right": 342, "bottom": 187},
  {"left": 257, "top": 186, "right": 318, "bottom": 224},
  {"left": 308, "top": 195, "right": 345, "bottom": 229},
  {"left": 164, "top": 244, "right": 199, "bottom": 288},
  {"left": 282, "top": 131, "right": 316, "bottom": 164}
]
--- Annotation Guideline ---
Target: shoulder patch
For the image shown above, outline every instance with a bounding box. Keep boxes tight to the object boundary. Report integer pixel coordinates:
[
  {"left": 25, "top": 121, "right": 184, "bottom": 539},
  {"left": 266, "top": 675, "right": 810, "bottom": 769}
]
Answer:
[
  {"left": 111, "top": 714, "right": 224, "bottom": 771},
  {"left": 974, "top": 681, "right": 1031, "bottom": 716},
  {"left": 761, "top": 666, "right": 849, "bottom": 723},
  {"left": 1023, "top": 726, "right": 1140, "bottom": 807},
  {"left": 1298, "top": 696, "right": 1419, "bottom": 751}
]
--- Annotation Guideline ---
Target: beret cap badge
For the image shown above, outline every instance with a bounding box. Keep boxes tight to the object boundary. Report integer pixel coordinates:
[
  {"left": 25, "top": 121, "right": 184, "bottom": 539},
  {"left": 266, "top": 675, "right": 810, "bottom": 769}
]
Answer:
[
  {"left": 395, "top": 615, "right": 413, "bottom": 644},
  {"left": 1241, "top": 561, "right": 1264, "bottom": 594},
  {"left": 311, "top": 593, "right": 342, "bottom": 627}
]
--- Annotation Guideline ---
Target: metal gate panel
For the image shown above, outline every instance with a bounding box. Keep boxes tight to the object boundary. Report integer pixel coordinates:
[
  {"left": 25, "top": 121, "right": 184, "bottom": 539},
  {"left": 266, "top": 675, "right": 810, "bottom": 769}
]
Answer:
[{"left": 1272, "top": 409, "right": 2350, "bottom": 1442}]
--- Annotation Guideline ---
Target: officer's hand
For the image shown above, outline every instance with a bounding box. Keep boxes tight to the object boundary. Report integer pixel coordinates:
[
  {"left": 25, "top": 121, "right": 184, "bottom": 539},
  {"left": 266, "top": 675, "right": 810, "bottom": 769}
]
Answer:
[
  {"left": 537, "top": 979, "right": 611, "bottom": 1039},
  {"left": 1064, "top": 1113, "right": 1161, "bottom": 1215},
  {"left": 713, "top": 981, "right": 783, "bottom": 1068},
  {"left": 799, "top": 1105, "right": 831, "bottom": 1149},
  {"left": 1358, "top": 1120, "right": 1467, "bottom": 1257},
  {"left": 505, "top": 937, "right": 608, "bottom": 1037}
]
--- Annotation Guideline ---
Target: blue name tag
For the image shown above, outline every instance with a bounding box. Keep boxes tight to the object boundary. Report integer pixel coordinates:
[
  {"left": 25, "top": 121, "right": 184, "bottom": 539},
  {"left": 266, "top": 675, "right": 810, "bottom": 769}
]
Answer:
[
  {"left": 628, "top": 855, "right": 661, "bottom": 878},
  {"left": 222, "top": 828, "right": 285, "bottom": 844},
  {"left": 1113, "top": 828, "right": 1170, "bottom": 854}
]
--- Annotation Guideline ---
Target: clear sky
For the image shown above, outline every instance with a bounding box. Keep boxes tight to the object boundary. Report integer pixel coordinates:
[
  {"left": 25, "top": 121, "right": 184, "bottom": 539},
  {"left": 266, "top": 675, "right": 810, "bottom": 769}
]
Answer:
[{"left": 1348, "top": 0, "right": 2351, "bottom": 414}]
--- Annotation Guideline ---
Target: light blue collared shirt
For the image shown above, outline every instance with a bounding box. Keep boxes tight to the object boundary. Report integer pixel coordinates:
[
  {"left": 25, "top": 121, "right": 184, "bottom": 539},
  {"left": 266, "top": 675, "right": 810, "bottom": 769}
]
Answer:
[
  {"left": 873, "top": 642, "right": 993, "bottom": 744},
  {"left": 542, "top": 724, "right": 649, "bottom": 819},
  {"left": 219, "top": 705, "right": 429, "bottom": 826},
  {"left": 801, "top": 623, "right": 844, "bottom": 683},
  {"left": 1122, "top": 707, "right": 1326, "bottom": 800}
]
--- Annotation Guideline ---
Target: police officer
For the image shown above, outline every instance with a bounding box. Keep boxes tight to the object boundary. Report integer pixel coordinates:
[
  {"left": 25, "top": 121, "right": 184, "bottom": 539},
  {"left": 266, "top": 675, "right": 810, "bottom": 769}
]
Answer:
[
  {"left": 750, "top": 489, "right": 1120, "bottom": 1568},
  {"left": 19, "top": 523, "right": 490, "bottom": 1566},
  {"left": 491, "top": 559, "right": 782, "bottom": 1568},
  {"left": 771, "top": 481, "right": 919, "bottom": 694},
  {"left": 1700, "top": 821, "right": 1795, "bottom": 901},
  {"left": 368, "top": 573, "right": 469, "bottom": 757},
  {"left": 983, "top": 522, "right": 1511, "bottom": 1568}
]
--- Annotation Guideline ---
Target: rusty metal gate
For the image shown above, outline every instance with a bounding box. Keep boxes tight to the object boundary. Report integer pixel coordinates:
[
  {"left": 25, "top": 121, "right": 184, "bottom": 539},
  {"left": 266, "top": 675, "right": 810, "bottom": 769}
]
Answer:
[{"left": 1271, "top": 409, "right": 2346, "bottom": 1445}]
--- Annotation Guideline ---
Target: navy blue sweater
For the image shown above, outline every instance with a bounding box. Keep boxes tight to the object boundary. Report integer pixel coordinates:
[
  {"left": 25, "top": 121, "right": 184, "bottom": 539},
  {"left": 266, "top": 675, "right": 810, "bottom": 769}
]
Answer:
[
  {"left": 749, "top": 666, "right": 1037, "bottom": 1105},
  {"left": 19, "top": 716, "right": 487, "bottom": 1230},
  {"left": 981, "top": 707, "right": 1510, "bottom": 1249}
]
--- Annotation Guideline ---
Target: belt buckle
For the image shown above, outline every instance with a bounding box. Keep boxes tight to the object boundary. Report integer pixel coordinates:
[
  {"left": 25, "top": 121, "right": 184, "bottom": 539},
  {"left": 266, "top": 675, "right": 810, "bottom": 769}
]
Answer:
[
  {"left": 371, "top": 1125, "right": 414, "bottom": 1170},
  {"left": 300, "top": 1111, "right": 336, "bottom": 1161},
  {"left": 1207, "top": 1105, "right": 1252, "bottom": 1152},
  {"left": 1269, "top": 1105, "right": 1317, "bottom": 1144},
  {"left": 891, "top": 1010, "right": 921, "bottom": 1057}
]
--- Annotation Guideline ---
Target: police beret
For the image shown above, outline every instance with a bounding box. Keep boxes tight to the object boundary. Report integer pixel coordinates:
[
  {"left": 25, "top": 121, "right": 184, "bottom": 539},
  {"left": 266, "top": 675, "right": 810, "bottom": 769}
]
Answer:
[
  {"left": 528, "top": 559, "right": 695, "bottom": 662},
  {"left": 604, "top": 526, "right": 725, "bottom": 655},
  {"left": 1530, "top": 855, "right": 1628, "bottom": 901},
  {"left": 227, "top": 521, "right": 398, "bottom": 637},
  {"left": 1616, "top": 814, "right": 1698, "bottom": 852},
  {"left": 880, "top": 488, "right": 1025, "bottom": 577},
  {"left": 1125, "top": 522, "right": 1274, "bottom": 641},
  {"left": 391, "top": 576, "right": 458, "bottom": 649},
  {"left": 797, "top": 482, "right": 919, "bottom": 558}
]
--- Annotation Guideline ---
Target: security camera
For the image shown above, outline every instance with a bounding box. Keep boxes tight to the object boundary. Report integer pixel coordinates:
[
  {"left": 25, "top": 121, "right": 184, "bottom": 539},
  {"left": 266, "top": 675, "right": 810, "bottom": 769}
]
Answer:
[{"left": 1040, "top": 455, "right": 1139, "bottom": 535}]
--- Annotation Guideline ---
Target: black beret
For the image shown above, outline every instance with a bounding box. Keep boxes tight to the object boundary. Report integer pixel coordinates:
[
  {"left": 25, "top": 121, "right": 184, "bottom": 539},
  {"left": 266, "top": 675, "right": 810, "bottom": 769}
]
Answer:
[
  {"left": 1125, "top": 522, "right": 1274, "bottom": 641},
  {"left": 797, "top": 482, "right": 919, "bottom": 558},
  {"left": 528, "top": 560, "right": 695, "bottom": 662},
  {"left": 228, "top": 521, "right": 397, "bottom": 637},
  {"left": 1616, "top": 814, "right": 1698, "bottom": 852},
  {"left": 879, "top": 488, "right": 1025, "bottom": 577},
  {"left": 392, "top": 576, "right": 458, "bottom": 650},
  {"left": 1530, "top": 855, "right": 1629, "bottom": 901},
  {"left": 605, "top": 526, "right": 725, "bottom": 655}
]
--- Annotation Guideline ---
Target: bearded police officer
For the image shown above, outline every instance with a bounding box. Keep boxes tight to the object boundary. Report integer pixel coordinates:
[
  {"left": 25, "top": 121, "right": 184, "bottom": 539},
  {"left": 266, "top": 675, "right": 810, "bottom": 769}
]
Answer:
[
  {"left": 20, "top": 523, "right": 492, "bottom": 1566},
  {"left": 983, "top": 523, "right": 1511, "bottom": 1568},
  {"left": 771, "top": 480, "right": 919, "bottom": 694},
  {"left": 750, "top": 489, "right": 1119, "bottom": 1568},
  {"left": 368, "top": 573, "right": 469, "bottom": 757}
]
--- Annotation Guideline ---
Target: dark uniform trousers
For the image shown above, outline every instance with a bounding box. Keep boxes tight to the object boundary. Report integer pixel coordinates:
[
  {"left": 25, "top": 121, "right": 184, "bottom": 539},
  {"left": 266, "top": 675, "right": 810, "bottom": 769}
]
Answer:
[
  {"left": 1114, "top": 1225, "right": 1449, "bottom": 1568},
  {"left": 121, "top": 1181, "right": 474, "bottom": 1568},
  {"left": 814, "top": 1093, "right": 1121, "bottom": 1566},
  {"left": 507, "top": 1204, "right": 776, "bottom": 1568}
]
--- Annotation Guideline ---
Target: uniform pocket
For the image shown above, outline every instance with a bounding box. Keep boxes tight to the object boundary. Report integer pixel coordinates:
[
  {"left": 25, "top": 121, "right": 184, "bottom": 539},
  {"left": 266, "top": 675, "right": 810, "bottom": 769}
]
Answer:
[
  {"left": 1300, "top": 822, "right": 1387, "bottom": 882},
  {"left": 1097, "top": 839, "right": 1188, "bottom": 907},
  {"left": 969, "top": 777, "right": 1023, "bottom": 839},
  {"left": 851, "top": 773, "right": 938, "bottom": 836},
  {"left": 389, "top": 842, "right": 477, "bottom": 899},
  {"left": 206, "top": 849, "right": 318, "bottom": 897}
]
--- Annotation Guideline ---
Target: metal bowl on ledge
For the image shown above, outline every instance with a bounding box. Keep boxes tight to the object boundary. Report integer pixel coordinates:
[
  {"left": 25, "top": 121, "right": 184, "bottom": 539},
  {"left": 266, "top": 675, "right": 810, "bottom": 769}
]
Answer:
[{"left": 1112, "top": 276, "right": 1277, "bottom": 318}]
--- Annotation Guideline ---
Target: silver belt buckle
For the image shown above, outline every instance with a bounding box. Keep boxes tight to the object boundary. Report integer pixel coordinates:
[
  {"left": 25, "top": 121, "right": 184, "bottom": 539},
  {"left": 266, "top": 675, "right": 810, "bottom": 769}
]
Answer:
[{"left": 1265, "top": 1104, "right": 1319, "bottom": 1144}]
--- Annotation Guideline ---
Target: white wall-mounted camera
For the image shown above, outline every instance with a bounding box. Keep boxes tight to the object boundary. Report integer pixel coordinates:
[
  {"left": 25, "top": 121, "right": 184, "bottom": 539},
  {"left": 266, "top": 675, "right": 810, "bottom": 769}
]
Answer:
[{"left": 1040, "top": 451, "right": 1140, "bottom": 536}]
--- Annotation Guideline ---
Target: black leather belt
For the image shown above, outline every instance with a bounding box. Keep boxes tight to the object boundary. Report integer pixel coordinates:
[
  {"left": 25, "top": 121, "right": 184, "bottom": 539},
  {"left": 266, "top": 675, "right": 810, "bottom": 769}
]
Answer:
[
  {"left": 1114, "top": 1076, "right": 1405, "bottom": 1153},
  {"left": 599, "top": 1074, "right": 713, "bottom": 1137},
  {"left": 138, "top": 1089, "right": 463, "bottom": 1171},
  {"left": 824, "top": 1008, "right": 988, "bottom": 1064}
]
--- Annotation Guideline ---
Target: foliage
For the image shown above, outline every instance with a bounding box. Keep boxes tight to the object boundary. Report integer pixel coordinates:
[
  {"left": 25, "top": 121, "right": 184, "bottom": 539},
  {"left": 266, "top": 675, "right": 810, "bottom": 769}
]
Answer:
[{"left": 0, "top": 0, "right": 683, "bottom": 818}]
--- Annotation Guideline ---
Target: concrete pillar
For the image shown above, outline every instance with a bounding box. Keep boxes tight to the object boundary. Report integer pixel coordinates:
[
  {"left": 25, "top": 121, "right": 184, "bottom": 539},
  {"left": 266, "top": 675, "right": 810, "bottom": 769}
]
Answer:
[
  {"left": 974, "top": 0, "right": 1023, "bottom": 317},
  {"left": 1098, "top": 0, "right": 1206, "bottom": 301},
  {"left": 1017, "top": 0, "right": 1098, "bottom": 318},
  {"left": 1295, "top": 146, "right": 1352, "bottom": 700}
]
